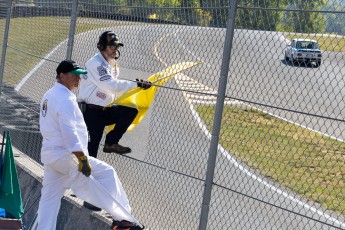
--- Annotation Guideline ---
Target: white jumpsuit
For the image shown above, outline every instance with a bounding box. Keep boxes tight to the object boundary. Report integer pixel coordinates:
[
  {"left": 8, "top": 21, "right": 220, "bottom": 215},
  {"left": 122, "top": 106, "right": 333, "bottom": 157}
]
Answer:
[
  {"left": 37, "top": 83, "right": 139, "bottom": 230},
  {"left": 77, "top": 52, "right": 137, "bottom": 106}
]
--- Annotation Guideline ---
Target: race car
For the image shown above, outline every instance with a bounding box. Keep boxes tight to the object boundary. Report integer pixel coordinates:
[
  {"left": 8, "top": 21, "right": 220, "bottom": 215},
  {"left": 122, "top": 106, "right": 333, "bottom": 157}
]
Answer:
[{"left": 284, "top": 38, "right": 322, "bottom": 66}]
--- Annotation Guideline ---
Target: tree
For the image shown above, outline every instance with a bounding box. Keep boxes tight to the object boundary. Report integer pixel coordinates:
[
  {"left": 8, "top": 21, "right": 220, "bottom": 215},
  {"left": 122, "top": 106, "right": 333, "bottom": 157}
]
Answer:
[
  {"left": 139, "top": 0, "right": 212, "bottom": 27},
  {"left": 281, "top": 0, "right": 327, "bottom": 33},
  {"left": 199, "top": 0, "right": 229, "bottom": 28},
  {"left": 323, "top": 0, "right": 345, "bottom": 35},
  {"left": 176, "top": 0, "right": 212, "bottom": 26},
  {"left": 201, "top": 0, "right": 289, "bottom": 30},
  {"left": 236, "top": 0, "right": 288, "bottom": 31}
]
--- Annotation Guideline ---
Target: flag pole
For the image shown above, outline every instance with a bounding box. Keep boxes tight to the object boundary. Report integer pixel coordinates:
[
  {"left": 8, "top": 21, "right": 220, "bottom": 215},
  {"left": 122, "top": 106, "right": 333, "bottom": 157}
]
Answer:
[
  {"left": 1, "top": 131, "right": 5, "bottom": 155},
  {"left": 0, "top": 131, "right": 6, "bottom": 187}
]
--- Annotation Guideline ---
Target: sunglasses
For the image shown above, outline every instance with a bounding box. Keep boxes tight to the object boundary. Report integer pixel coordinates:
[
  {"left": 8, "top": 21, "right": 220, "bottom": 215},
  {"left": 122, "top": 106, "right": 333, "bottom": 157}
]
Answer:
[{"left": 108, "top": 45, "right": 121, "bottom": 51}]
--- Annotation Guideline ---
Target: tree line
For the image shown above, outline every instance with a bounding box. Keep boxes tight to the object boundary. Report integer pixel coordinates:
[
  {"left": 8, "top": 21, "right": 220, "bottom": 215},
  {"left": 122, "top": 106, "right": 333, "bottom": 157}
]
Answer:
[{"left": 83, "top": 0, "right": 345, "bottom": 35}]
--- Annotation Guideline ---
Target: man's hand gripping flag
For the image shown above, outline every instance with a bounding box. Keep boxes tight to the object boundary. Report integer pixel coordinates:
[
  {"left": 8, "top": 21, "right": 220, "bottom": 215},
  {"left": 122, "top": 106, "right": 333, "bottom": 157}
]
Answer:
[{"left": 106, "top": 62, "right": 201, "bottom": 133}]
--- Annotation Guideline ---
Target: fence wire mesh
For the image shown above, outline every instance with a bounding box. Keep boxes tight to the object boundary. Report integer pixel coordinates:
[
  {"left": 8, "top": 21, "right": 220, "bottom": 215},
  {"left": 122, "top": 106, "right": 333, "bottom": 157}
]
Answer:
[{"left": 0, "top": 0, "right": 344, "bottom": 229}]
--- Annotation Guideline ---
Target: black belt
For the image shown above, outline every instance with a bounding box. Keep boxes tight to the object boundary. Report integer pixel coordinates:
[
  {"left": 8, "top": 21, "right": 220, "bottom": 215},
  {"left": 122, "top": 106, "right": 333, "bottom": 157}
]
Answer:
[{"left": 87, "top": 104, "right": 110, "bottom": 111}]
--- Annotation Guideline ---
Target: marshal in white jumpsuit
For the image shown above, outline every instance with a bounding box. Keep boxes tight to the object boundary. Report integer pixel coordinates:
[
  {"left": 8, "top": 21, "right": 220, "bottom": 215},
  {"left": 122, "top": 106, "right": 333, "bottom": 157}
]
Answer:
[{"left": 37, "top": 82, "right": 139, "bottom": 230}]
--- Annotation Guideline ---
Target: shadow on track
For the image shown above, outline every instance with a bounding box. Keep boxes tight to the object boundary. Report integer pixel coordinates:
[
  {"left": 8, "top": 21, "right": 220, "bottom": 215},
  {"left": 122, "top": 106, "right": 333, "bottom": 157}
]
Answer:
[{"left": 281, "top": 59, "right": 320, "bottom": 68}]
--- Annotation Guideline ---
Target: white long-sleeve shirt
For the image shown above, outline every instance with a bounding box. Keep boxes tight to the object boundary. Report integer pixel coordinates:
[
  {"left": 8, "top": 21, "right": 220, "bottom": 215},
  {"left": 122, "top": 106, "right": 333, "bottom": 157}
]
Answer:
[
  {"left": 39, "top": 82, "right": 88, "bottom": 164},
  {"left": 77, "top": 52, "right": 137, "bottom": 106}
]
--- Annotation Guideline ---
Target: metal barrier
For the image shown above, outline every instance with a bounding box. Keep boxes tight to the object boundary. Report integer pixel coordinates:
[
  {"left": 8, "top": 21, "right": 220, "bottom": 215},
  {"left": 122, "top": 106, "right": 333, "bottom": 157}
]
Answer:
[{"left": 0, "top": 0, "right": 344, "bottom": 229}]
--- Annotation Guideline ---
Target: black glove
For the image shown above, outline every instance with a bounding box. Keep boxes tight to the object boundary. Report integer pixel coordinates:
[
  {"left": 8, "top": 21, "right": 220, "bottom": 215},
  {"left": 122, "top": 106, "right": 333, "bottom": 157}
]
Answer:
[
  {"left": 77, "top": 155, "right": 91, "bottom": 177},
  {"left": 136, "top": 78, "right": 152, "bottom": 90}
]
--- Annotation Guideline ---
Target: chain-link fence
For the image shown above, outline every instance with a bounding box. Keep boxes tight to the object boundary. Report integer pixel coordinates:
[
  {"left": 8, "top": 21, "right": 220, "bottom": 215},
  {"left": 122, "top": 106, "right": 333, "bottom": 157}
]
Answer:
[{"left": 0, "top": 0, "right": 344, "bottom": 229}]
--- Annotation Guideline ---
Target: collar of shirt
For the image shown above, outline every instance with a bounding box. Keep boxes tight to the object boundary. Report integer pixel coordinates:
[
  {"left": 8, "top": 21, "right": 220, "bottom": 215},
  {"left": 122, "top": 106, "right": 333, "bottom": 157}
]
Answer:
[
  {"left": 97, "top": 52, "right": 116, "bottom": 68},
  {"left": 55, "top": 82, "right": 76, "bottom": 99}
]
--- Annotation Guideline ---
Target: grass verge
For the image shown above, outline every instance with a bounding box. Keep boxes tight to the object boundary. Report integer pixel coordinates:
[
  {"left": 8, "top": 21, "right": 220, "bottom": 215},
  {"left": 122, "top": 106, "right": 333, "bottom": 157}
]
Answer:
[
  {"left": 196, "top": 105, "right": 345, "bottom": 216},
  {"left": 0, "top": 17, "right": 137, "bottom": 84}
]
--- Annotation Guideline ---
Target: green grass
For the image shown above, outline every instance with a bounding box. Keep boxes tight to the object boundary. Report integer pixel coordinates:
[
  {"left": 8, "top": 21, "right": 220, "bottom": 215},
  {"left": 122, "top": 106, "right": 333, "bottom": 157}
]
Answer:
[
  {"left": 196, "top": 105, "right": 345, "bottom": 215},
  {"left": 285, "top": 33, "right": 345, "bottom": 52},
  {"left": 0, "top": 17, "right": 138, "bottom": 84}
]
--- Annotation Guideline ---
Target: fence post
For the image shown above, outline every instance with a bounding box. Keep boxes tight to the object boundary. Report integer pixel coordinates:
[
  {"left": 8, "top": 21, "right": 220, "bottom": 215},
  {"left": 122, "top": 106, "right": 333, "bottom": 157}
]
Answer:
[
  {"left": 0, "top": 0, "right": 13, "bottom": 97},
  {"left": 66, "top": 0, "right": 79, "bottom": 60},
  {"left": 198, "top": 1, "right": 239, "bottom": 229}
]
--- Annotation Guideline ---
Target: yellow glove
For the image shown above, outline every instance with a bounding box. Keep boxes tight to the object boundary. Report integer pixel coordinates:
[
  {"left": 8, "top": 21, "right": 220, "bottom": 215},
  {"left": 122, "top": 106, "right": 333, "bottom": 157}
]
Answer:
[{"left": 77, "top": 155, "right": 91, "bottom": 177}]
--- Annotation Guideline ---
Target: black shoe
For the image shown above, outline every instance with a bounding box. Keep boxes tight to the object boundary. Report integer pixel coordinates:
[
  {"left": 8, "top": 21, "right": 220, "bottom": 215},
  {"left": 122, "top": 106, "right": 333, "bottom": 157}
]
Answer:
[
  {"left": 111, "top": 220, "right": 145, "bottom": 230},
  {"left": 83, "top": 201, "right": 102, "bottom": 211},
  {"left": 103, "top": 143, "right": 131, "bottom": 154}
]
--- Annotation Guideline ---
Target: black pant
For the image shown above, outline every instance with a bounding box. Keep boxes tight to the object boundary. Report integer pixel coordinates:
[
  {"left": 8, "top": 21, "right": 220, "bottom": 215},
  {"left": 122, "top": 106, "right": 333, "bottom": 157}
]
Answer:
[{"left": 83, "top": 105, "right": 138, "bottom": 158}]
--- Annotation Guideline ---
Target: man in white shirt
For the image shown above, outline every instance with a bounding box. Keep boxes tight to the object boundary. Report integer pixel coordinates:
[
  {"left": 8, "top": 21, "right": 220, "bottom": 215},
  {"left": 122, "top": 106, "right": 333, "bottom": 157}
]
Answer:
[
  {"left": 78, "top": 31, "right": 151, "bottom": 159},
  {"left": 37, "top": 60, "right": 144, "bottom": 230}
]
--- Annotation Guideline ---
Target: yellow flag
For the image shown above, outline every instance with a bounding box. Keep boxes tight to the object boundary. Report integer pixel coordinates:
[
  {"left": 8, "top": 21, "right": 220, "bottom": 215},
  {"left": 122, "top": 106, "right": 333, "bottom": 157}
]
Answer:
[{"left": 106, "top": 62, "right": 201, "bottom": 133}]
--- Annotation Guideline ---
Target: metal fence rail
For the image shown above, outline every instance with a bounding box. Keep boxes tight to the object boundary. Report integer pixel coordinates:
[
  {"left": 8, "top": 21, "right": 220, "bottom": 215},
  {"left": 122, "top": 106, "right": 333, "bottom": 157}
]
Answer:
[{"left": 0, "top": 0, "right": 344, "bottom": 229}]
